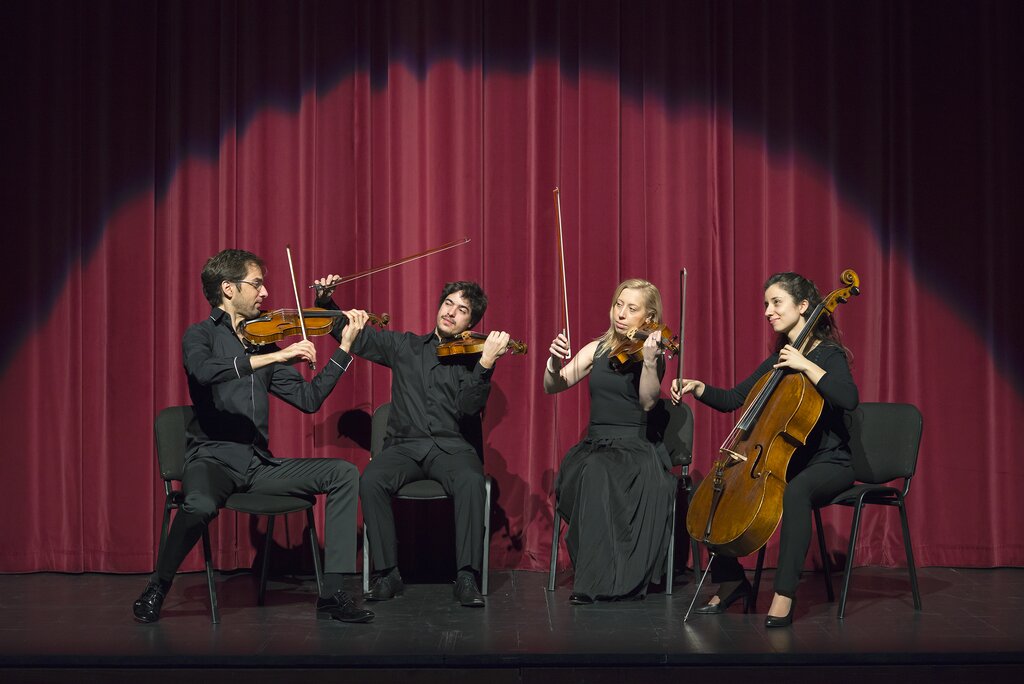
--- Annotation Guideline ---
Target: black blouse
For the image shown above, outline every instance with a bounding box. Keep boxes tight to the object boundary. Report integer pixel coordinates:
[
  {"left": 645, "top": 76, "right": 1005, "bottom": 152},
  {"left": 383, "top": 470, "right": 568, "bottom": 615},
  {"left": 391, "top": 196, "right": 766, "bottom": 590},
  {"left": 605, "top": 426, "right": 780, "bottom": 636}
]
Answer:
[{"left": 697, "top": 343, "right": 858, "bottom": 469}]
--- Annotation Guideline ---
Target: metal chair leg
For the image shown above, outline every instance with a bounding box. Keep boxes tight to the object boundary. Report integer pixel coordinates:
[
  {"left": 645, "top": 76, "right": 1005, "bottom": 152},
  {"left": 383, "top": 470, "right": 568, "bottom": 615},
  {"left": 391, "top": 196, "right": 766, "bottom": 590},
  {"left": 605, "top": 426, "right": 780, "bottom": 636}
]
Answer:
[
  {"left": 158, "top": 501, "right": 172, "bottom": 562},
  {"left": 665, "top": 497, "right": 677, "bottom": 595},
  {"left": 751, "top": 546, "right": 767, "bottom": 612},
  {"left": 362, "top": 524, "right": 370, "bottom": 594},
  {"left": 201, "top": 529, "right": 219, "bottom": 624},
  {"left": 690, "top": 538, "right": 702, "bottom": 574},
  {"left": 306, "top": 508, "right": 325, "bottom": 598},
  {"left": 482, "top": 477, "right": 491, "bottom": 595},
  {"left": 898, "top": 498, "right": 922, "bottom": 610},
  {"left": 547, "top": 511, "right": 561, "bottom": 591},
  {"left": 838, "top": 497, "right": 867, "bottom": 619},
  {"left": 257, "top": 515, "right": 275, "bottom": 606}
]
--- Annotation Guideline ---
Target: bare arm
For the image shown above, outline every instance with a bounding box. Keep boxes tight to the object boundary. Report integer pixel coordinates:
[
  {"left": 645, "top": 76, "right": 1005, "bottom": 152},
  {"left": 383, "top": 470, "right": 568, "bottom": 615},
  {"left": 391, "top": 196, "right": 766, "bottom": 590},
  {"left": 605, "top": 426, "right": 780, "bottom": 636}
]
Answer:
[
  {"left": 543, "top": 335, "right": 597, "bottom": 394},
  {"left": 637, "top": 333, "right": 664, "bottom": 410}
]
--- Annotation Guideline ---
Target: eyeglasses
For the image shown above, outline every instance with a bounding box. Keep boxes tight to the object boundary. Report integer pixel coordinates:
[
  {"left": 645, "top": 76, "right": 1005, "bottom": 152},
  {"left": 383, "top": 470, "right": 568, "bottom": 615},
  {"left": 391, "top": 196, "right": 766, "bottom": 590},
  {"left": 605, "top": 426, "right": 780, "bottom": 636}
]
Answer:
[{"left": 234, "top": 279, "right": 265, "bottom": 291}]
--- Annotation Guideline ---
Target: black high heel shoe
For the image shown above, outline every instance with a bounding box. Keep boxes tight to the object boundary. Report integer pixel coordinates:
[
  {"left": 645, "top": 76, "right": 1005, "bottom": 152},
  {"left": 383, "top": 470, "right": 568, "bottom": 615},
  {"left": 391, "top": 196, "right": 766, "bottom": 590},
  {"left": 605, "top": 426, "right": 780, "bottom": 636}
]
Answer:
[
  {"left": 694, "top": 577, "right": 753, "bottom": 615},
  {"left": 764, "top": 598, "right": 796, "bottom": 628}
]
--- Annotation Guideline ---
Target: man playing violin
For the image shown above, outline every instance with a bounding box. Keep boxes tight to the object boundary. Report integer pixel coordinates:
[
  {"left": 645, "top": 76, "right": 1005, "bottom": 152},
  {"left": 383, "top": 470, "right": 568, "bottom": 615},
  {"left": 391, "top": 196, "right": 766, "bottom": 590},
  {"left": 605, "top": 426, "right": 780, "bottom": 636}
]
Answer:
[
  {"left": 315, "top": 278, "right": 510, "bottom": 607},
  {"left": 133, "top": 249, "right": 375, "bottom": 624}
]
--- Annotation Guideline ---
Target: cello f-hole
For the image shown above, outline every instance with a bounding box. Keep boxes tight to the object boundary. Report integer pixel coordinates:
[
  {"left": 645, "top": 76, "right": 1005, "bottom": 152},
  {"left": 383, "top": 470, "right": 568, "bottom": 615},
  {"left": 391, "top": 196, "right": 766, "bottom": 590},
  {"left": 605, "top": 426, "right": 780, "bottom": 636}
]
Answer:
[{"left": 748, "top": 444, "right": 765, "bottom": 479}]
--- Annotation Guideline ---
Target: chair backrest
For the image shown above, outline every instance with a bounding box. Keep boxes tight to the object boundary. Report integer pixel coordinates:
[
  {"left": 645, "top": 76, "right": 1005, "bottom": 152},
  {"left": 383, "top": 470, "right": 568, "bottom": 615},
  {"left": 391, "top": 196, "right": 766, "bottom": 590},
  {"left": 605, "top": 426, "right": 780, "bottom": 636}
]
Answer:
[
  {"left": 646, "top": 399, "right": 694, "bottom": 468},
  {"left": 370, "top": 403, "right": 391, "bottom": 459},
  {"left": 154, "top": 405, "right": 195, "bottom": 482},
  {"left": 847, "top": 402, "right": 923, "bottom": 485}
]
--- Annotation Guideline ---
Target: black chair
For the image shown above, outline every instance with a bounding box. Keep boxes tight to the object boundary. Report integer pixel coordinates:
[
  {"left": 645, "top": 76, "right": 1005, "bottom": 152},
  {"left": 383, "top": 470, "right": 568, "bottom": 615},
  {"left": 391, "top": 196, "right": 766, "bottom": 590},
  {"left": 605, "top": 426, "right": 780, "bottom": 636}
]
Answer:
[
  {"left": 154, "top": 406, "right": 325, "bottom": 623},
  {"left": 547, "top": 399, "right": 697, "bottom": 595},
  {"left": 361, "top": 403, "right": 492, "bottom": 595},
  {"left": 749, "top": 402, "right": 924, "bottom": 618}
]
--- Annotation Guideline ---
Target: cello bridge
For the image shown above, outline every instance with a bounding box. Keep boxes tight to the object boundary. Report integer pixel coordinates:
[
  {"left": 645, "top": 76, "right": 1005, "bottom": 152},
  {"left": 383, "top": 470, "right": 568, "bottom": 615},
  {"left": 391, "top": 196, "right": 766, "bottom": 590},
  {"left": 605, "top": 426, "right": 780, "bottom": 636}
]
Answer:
[{"left": 721, "top": 448, "right": 747, "bottom": 463}]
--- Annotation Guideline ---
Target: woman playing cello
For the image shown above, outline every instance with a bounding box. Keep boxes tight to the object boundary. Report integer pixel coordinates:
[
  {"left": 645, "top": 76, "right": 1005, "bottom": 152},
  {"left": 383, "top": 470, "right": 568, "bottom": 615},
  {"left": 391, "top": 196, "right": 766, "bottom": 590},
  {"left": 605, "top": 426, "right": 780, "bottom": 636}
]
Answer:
[
  {"left": 545, "top": 279, "right": 677, "bottom": 604},
  {"left": 671, "top": 272, "right": 858, "bottom": 627}
]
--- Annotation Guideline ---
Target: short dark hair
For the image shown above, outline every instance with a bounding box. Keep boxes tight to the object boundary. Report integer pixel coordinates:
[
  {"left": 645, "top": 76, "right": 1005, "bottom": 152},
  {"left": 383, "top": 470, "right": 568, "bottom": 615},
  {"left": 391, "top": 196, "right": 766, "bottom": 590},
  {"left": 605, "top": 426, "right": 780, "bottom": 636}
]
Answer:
[
  {"left": 438, "top": 281, "right": 488, "bottom": 327},
  {"left": 201, "top": 249, "right": 265, "bottom": 306}
]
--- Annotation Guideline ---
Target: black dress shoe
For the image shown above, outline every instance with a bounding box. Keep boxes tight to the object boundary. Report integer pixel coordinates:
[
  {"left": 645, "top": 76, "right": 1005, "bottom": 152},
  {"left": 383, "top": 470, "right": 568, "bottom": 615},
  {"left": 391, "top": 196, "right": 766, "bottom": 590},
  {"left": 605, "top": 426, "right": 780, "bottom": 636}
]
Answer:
[
  {"left": 364, "top": 568, "right": 404, "bottom": 601},
  {"left": 316, "top": 590, "right": 375, "bottom": 623},
  {"left": 765, "top": 598, "right": 795, "bottom": 628},
  {"left": 694, "top": 577, "right": 753, "bottom": 615},
  {"left": 132, "top": 582, "right": 167, "bottom": 623},
  {"left": 453, "top": 573, "right": 485, "bottom": 607},
  {"left": 569, "top": 592, "right": 594, "bottom": 605}
]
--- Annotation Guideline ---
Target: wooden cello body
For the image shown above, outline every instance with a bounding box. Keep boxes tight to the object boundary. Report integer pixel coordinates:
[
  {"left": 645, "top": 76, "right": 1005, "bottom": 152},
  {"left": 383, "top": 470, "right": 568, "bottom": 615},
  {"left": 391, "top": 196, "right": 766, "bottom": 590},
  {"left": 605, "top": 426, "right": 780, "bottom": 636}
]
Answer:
[{"left": 685, "top": 269, "right": 861, "bottom": 558}]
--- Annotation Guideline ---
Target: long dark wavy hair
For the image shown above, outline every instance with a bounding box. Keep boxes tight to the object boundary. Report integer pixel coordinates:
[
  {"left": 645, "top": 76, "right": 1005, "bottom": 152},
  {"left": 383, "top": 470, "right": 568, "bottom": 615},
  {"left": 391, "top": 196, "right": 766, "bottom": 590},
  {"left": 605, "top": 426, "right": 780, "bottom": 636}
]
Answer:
[{"left": 764, "top": 272, "right": 851, "bottom": 360}]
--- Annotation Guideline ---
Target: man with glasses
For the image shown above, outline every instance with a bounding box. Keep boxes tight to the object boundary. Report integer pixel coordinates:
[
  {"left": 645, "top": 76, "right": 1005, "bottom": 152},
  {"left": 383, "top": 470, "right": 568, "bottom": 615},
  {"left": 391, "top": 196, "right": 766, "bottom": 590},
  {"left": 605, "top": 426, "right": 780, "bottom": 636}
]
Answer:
[{"left": 132, "top": 249, "right": 374, "bottom": 624}]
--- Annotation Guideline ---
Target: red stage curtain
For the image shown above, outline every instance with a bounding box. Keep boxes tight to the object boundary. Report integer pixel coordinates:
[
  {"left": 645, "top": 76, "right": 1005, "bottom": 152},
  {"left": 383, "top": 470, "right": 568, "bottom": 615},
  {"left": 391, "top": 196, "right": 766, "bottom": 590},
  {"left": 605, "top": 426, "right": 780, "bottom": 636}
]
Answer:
[{"left": 2, "top": 0, "right": 1022, "bottom": 575}]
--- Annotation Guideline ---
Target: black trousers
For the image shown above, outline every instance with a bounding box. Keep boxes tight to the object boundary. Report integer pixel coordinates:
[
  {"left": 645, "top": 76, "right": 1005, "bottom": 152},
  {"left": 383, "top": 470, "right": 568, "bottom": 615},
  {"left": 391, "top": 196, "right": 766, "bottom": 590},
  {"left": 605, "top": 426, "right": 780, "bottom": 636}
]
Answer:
[
  {"left": 155, "top": 455, "right": 360, "bottom": 584},
  {"left": 710, "top": 461, "right": 855, "bottom": 597},
  {"left": 360, "top": 441, "right": 485, "bottom": 574}
]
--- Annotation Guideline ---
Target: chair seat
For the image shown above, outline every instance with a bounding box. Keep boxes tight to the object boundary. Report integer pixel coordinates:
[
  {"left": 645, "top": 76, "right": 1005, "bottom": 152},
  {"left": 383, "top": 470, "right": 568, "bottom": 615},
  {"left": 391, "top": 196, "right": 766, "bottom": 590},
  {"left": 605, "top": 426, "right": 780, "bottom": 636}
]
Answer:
[
  {"left": 394, "top": 479, "right": 450, "bottom": 499},
  {"left": 155, "top": 406, "right": 327, "bottom": 623},
  {"left": 830, "top": 483, "right": 900, "bottom": 506},
  {"left": 224, "top": 492, "right": 316, "bottom": 515}
]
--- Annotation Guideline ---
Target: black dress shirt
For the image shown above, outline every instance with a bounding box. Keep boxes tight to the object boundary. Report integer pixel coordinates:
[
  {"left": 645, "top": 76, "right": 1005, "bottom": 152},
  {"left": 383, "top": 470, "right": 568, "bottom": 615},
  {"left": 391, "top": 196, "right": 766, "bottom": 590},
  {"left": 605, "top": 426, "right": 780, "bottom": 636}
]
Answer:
[
  {"left": 339, "top": 325, "right": 493, "bottom": 456},
  {"left": 182, "top": 307, "right": 353, "bottom": 474}
]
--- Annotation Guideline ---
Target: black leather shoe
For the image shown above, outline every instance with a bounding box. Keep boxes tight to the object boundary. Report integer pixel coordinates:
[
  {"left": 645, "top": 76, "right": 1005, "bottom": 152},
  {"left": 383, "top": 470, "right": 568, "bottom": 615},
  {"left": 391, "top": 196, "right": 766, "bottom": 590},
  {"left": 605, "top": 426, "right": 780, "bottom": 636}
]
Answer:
[
  {"left": 453, "top": 573, "right": 485, "bottom": 607},
  {"left": 364, "top": 568, "right": 404, "bottom": 601},
  {"left": 569, "top": 592, "right": 594, "bottom": 605},
  {"left": 132, "top": 582, "right": 167, "bottom": 623},
  {"left": 316, "top": 590, "right": 375, "bottom": 623},
  {"left": 765, "top": 598, "right": 795, "bottom": 628},
  {"left": 694, "top": 577, "right": 753, "bottom": 615}
]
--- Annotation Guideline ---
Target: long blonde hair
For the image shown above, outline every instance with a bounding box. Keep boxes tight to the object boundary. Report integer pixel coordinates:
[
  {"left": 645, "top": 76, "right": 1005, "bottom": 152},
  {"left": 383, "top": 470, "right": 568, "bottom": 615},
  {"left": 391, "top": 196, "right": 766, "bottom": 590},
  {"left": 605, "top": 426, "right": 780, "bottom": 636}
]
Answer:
[{"left": 595, "top": 278, "right": 664, "bottom": 355}]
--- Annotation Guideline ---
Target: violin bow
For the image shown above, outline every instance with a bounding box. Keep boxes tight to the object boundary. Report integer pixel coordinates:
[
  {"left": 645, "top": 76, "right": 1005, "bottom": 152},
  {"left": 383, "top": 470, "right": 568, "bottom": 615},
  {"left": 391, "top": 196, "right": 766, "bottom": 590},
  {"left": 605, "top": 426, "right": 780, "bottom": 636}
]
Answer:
[
  {"left": 553, "top": 187, "right": 572, "bottom": 361},
  {"left": 308, "top": 237, "right": 471, "bottom": 293},
  {"left": 677, "top": 267, "right": 687, "bottom": 386},
  {"left": 285, "top": 244, "right": 315, "bottom": 370}
]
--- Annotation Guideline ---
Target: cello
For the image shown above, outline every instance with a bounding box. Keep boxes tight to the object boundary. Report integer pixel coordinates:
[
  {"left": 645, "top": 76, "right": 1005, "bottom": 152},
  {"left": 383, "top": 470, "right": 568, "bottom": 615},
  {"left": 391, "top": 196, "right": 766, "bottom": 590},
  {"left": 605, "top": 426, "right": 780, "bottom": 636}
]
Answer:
[{"left": 685, "top": 270, "right": 861, "bottom": 562}]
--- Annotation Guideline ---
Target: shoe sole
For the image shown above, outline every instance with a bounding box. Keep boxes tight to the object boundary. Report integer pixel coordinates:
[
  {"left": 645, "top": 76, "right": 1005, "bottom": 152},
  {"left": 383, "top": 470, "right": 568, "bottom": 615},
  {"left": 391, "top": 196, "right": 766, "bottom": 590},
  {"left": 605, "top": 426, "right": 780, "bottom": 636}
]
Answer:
[
  {"left": 363, "top": 590, "right": 403, "bottom": 601},
  {"left": 316, "top": 611, "right": 375, "bottom": 623}
]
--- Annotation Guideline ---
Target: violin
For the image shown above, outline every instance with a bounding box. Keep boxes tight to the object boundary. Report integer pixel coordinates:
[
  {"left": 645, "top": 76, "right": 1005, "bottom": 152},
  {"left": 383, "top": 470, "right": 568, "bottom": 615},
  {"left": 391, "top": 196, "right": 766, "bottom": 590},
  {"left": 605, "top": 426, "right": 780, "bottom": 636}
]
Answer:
[
  {"left": 240, "top": 308, "right": 390, "bottom": 347},
  {"left": 608, "top": 321, "right": 680, "bottom": 370},
  {"left": 436, "top": 331, "right": 528, "bottom": 357}
]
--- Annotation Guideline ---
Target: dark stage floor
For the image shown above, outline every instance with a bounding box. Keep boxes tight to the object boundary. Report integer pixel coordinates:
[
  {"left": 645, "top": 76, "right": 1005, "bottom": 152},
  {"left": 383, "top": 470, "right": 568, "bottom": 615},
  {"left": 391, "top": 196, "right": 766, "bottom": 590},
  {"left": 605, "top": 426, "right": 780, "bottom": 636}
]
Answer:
[{"left": 1, "top": 567, "right": 1022, "bottom": 683}]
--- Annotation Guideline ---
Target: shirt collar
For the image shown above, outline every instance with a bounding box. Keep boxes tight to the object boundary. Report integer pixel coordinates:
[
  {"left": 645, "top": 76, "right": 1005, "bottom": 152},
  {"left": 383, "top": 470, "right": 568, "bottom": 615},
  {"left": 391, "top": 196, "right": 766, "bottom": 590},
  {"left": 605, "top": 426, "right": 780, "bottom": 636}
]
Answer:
[{"left": 209, "top": 307, "right": 241, "bottom": 334}]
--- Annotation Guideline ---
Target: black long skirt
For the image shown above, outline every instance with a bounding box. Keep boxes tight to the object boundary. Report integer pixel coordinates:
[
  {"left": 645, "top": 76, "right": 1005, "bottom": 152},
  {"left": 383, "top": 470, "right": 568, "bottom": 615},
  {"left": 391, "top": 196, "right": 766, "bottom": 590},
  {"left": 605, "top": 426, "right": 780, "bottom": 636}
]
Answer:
[{"left": 555, "top": 427, "right": 676, "bottom": 599}]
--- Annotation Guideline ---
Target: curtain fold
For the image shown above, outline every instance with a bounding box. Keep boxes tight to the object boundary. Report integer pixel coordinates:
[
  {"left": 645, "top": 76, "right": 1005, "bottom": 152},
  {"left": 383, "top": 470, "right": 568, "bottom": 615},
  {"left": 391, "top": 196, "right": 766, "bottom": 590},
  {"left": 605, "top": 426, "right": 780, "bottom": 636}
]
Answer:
[{"left": 2, "top": 0, "right": 1022, "bottom": 574}]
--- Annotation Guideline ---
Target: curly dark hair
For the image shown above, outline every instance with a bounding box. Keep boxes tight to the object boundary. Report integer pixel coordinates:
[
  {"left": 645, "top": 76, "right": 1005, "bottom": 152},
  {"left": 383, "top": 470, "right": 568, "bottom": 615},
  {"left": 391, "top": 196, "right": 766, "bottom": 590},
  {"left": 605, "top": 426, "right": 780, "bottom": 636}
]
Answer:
[
  {"left": 201, "top": 249, "right": 265, "bottom": 306},
  {"left": 763, "top": 272, "right": 850, "bottom": 358},
  {"left": 438, "top": 281, "right": 488, "bottom": 326}
]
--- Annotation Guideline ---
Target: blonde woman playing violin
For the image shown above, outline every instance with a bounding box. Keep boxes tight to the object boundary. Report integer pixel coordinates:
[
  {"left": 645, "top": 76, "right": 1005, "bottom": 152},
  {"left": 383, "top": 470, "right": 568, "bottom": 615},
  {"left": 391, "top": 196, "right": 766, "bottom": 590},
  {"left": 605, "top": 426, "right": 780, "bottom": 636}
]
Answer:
[{"left": 544, "top": 278, "right": 676, "bottom": 604}]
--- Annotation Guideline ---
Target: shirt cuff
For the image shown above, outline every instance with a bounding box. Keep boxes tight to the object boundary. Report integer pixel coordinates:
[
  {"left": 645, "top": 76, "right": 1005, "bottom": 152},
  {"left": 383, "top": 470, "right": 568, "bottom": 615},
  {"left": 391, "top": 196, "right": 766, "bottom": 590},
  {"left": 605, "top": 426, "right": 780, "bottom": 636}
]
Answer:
[
  {"left": 474, "top": 361, "right": 494, "bottom": 381},
  {"left": 330, "top": 348, "right": 353, "bottom": 372}
]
